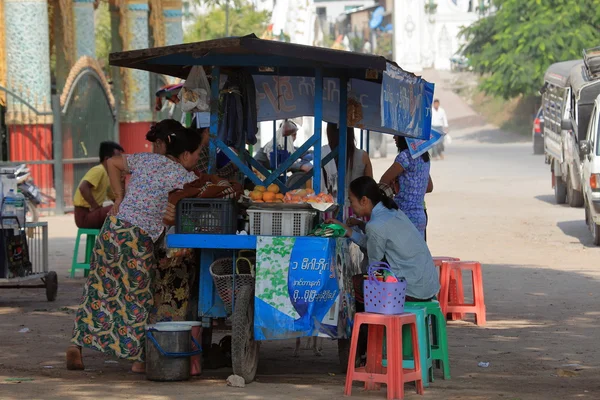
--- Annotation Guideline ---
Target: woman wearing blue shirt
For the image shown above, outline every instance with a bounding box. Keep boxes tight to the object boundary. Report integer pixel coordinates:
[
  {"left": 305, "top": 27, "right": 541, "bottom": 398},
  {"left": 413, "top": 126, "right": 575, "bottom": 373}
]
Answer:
[{"left": 330, "top": 176, "right": 439, "bottom": 301}]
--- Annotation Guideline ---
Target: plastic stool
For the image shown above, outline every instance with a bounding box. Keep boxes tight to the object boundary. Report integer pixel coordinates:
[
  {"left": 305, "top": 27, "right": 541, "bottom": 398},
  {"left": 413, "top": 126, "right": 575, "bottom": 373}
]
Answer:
[
  {"left": 433, "top": 257, "right": 464, "bottom": 320},
  {"left": 382, "top": 306, "right": 433, "bottom": 387},
  {"left": 439, "top": 261, "right": 486, "bottom": 326},
  {"left": 406, "top": 300, "right": 451, "bottom": 380},
  {"left": 70, "top": 228, "right": 100, "bottom": 278},
  {"left": 345, "top": 312, "right": 424, "bottom": 400}
]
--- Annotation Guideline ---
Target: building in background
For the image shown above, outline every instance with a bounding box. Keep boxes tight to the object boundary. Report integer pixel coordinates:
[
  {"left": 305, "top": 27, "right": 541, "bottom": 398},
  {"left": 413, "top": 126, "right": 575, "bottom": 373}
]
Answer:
[{"left": 0, "top": 0, "right": 184, "bottom": 214}]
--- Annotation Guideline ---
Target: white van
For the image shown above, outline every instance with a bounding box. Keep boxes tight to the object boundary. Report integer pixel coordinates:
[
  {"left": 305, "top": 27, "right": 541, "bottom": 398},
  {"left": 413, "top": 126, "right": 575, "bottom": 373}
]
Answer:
[{"left": 580, "top": 93, "right": 600, "bottom": 245}]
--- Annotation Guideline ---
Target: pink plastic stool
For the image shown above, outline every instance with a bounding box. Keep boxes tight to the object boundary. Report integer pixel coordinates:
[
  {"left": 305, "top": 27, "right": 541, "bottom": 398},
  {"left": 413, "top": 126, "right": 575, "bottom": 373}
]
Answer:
[{"left": 344, "top": 312, "right": 424, "bottom": 399}]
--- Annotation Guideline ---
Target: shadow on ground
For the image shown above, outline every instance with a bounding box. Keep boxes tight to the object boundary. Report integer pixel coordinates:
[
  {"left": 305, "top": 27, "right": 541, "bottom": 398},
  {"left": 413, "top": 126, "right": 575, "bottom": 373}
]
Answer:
[
  {"left": 557, "top": 220, "right": 594, "bottom": 247},
  {"left": 0, "top": 264, "right": 598, "bottom": 400}
]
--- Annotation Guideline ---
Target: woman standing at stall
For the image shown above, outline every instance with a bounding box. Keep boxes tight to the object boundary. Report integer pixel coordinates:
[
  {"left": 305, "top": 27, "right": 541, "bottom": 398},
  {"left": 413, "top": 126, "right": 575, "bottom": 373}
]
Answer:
[
  {"left": 321, "top": 123, "right": 372, "bottom": 219},
  {"left": 66, "top": 121, "right": 203, "bottom": 373},
  {"left": 379, "top": 136, "right": 432, "bottom": 238}
]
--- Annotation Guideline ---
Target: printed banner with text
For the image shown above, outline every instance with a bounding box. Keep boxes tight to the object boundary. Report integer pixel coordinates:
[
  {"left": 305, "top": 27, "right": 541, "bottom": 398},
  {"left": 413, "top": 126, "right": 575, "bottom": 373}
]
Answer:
[
  {"left": 381, "top": 63, "right": 434, "bottom": 140},
  {"left": 254, "top": 236, "right": 340, "bottom": 341},
  {"left": 406, "top": 128, "right": 444, "bottom": 159}
]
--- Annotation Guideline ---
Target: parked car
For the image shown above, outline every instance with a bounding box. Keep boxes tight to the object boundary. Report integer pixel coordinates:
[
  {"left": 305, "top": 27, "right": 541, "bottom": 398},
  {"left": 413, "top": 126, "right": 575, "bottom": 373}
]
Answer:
[
  {"left": 542, "top": 54, "right": 600, "bottom": 208},
  {"left": 580, "top": 96, "right": 600, "bottom": 245},
  {"left": 532, "top": 107, "right": 544, "bottom": 154}
]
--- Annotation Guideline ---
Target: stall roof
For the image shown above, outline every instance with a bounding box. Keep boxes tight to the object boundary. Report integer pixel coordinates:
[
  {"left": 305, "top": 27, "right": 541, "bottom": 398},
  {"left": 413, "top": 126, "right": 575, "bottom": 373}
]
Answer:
[
  {"left": 544, "top": 59, "right": 582, "bottom": 87},
  {"left": 569, "top": 63, "right": 600, "bottom": 105},
  {"left": 109, "top": 34, "right": 409, "bottom": 82}
]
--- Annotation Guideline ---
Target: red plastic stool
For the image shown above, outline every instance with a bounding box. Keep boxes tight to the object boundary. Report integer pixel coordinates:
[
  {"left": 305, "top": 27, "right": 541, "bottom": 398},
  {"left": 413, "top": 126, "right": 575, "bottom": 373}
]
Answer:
[
  {"left": 344, "top": 312, "right": 424, "bottom": 400},
  {"left": 439, "top": 261, "right": 486, "bottom": 326},
  {"left": 433, "top": 257, "right": 464, "bottom": 321}
]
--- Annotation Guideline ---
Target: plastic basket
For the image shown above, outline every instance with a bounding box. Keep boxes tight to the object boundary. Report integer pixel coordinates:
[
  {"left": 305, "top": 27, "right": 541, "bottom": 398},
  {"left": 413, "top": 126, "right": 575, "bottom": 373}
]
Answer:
[
  {"left": 209, "top": 257, "right": 255, "bottom": 313},
  {"left": 363, "top": 262, "right": 407, "bottom": 315},
  {"left": 176, "top": 198, "right": 237, "bottom": 234},
  {"left": 247, "top": 209, "right": 316, "bottom": 236}
]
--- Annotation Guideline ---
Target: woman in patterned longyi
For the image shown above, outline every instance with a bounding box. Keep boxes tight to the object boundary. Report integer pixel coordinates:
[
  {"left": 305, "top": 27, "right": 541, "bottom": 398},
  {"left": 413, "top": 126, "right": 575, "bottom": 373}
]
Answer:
[
  {"left": 379, "top": 136, "right": 433, "bottom": 238},
  {"left": 66, "top": 120, "right": 202, "bottom": 373}
]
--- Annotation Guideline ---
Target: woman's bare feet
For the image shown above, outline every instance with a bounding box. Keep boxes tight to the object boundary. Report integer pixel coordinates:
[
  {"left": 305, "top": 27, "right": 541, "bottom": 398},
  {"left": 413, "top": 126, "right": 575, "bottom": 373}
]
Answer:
[
  {"left": 66, "top": 345, "right": 84, "bottom": 370},
  {"left": 131, "top": 361, "right": 145, "bottom": 373}
]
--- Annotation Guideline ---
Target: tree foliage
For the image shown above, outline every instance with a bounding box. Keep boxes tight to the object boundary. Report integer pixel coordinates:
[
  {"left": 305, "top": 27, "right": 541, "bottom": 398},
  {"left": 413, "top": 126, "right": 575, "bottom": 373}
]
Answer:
[
  {"left": 461, "top": 0, "right": 600, "bottom": 99},
  {"left": 184, "top": 0, "right": 271, "bottom": 42}
]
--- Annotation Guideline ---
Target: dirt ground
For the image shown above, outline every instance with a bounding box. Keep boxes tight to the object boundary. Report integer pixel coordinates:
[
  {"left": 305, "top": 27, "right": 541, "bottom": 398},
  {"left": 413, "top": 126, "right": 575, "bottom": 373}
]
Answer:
[{"left": 2, "top": 71, "right": 599, "bottom": 399}]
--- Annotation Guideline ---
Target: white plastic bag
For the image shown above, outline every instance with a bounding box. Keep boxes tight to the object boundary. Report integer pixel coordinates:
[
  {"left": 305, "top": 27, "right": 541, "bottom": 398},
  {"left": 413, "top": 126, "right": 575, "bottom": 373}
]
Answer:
[
  {"left": 444, "top": 134, "right": 452, "bottom": 146},
  {"left": 179, "top": 66, "right": 210, "bottom": 112}
]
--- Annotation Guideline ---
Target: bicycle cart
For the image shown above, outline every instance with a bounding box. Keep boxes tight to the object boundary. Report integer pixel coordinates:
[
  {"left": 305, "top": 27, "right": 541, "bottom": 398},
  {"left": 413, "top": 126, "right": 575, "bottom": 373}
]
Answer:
[
  {"left": 109, "top": 34, "right": 433, "bottom": 383},
  {"left": 0, "top": 221, "right": 56, "bottom": 301}
]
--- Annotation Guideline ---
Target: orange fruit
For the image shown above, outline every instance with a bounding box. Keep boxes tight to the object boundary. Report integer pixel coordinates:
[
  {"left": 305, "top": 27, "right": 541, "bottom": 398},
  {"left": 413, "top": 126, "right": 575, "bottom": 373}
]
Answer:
[
  {"left": 305, "top": 188, "right": 315, "bottom": 195},
  {"left": 254, "top": 200, "right": 264, "bottom": 203},
  {"left": 255, "top": 185, "right": 267, "bottom": 192},
  {"left": 250, "top": 191, "right": 263, "bottom": 201},
  {"left": 267, "top": 184, "right": 280, "bottom": 194},
  {"left": 276, "top": 193, "right": 284, "bottom": 200},
  {"left": 263, "top": 192, "right": 276, "bottom": 202}
]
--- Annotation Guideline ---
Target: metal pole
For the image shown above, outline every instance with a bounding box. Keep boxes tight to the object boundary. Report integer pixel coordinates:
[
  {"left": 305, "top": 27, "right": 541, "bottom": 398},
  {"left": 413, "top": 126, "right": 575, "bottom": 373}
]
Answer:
[
  {"left": 209, "top": 67, "right": 220, "bottom": 174},
  {"left": 51, "top": 95, "right": 64, "bottom": 215},
  {"left": 337, "top": 76, "right": 348, "bottom": 216},
  {"left": 360, "top": 129, "right": 364, "bottom": 150},
  {"left": 225, "top": 0, "right": 230, "bottom": 37},
  {"left": 313, "top": 69, "right": 323, "bottom": 194}
]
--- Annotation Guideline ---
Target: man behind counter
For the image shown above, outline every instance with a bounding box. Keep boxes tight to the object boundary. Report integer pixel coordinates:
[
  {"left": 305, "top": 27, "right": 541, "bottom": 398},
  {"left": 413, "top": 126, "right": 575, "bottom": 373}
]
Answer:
[{"left": 73, "top": 141, "right": 124, "bottom": 229}]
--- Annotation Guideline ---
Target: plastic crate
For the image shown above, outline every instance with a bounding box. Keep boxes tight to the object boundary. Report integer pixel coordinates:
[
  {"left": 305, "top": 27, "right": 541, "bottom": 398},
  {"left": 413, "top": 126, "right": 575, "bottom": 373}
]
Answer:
[
  {"left": 247, "top": 209, "right": 316, "bottom": 236},
  {"left": 176, "top": 198, "right": 237, "bottom": 234}
]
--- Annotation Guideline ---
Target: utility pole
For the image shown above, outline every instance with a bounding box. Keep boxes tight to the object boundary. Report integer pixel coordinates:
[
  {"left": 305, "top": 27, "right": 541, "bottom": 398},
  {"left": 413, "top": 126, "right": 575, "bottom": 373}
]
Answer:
[{"left": 225, "top": 0, "right": 230, "bottom": 36}]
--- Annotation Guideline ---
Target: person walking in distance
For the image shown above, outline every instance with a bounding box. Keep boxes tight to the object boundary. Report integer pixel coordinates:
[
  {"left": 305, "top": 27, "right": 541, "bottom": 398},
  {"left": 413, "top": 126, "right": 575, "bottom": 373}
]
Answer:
[{"left": 431, "top": 99, "right": 449, "bottom": 160}]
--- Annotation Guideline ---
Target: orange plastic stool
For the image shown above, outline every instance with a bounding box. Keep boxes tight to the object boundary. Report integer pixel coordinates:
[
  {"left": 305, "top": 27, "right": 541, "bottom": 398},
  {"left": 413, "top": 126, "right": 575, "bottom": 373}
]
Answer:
[
  {"left": 439, "top": 261, "right": 486, "bottom": 326},
  {"left": 344, "top": 312, "right": 424, "bottom": 400},
  {"left": 433, "top": 257, "right": 464, "bottom": 321}
]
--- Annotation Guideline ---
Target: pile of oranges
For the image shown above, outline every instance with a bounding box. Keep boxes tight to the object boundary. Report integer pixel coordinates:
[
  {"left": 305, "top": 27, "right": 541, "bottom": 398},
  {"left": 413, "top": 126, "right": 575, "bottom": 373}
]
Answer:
[
  {"left": 248, "top": 185, "right": 335, "bottom": 204},
  {"left": 249, "top": 184, "right": 285, "bottom": 203}
]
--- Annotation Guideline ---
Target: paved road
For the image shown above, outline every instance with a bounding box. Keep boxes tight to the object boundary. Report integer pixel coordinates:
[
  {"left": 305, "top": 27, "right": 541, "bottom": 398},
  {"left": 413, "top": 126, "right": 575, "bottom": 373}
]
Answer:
[{"left": 2, "top": 87, "right": 599, "bottom": 398}]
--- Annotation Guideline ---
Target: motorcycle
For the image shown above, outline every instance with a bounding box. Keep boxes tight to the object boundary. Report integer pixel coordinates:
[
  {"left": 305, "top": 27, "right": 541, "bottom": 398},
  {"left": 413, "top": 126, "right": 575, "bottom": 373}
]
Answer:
[{"left": 1, "top": 164, "right": 43, "bottom": 223}]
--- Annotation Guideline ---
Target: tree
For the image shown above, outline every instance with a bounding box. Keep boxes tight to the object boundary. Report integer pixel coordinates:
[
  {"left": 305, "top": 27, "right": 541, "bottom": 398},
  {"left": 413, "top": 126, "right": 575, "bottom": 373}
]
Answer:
[
  {"left": 184, "top": 0, "right": 271, "bottom": 42},
  {"left": 461, "top": 0, "right": 600, "bottom": 99}
]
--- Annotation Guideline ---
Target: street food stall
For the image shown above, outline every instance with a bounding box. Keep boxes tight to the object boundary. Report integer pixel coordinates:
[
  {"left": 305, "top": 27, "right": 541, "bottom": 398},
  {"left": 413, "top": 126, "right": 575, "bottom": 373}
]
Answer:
[{"left": 109, "top": 34, "right": 434, "bottom": 383}]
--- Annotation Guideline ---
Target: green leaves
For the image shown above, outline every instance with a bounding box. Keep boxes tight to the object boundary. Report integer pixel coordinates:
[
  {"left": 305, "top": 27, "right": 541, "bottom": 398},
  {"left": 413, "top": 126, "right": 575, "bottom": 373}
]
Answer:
[
  {"left": 184, "top": 0, "right": 271, "bottom": 42},
  {"left": 461, "top": 0, "right": 600, "bottom": 98}
]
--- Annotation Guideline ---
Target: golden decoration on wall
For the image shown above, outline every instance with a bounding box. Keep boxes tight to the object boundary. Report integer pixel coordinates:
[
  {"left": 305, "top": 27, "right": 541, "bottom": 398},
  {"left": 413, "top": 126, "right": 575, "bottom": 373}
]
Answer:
[{"left": 60, "top": 56, "right": 116, "bottom": 111}]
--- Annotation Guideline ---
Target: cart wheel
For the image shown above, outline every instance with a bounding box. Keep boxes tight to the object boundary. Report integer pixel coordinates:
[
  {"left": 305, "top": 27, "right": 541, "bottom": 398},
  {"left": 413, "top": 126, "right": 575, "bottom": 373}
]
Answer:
[
  {"left": 231, "top": 285, "right": 259, "bottom": 383},
  {"left": 45, "top": 271, "right": 58, "bottom": 302}
]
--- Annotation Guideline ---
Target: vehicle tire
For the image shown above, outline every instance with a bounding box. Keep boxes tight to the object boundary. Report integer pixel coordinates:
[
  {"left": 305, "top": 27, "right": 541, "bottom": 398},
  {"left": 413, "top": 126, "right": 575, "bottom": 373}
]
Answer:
[
  {"left": 26, "top": 200, "right": 39, "bottom": 223},
  {"left": 593, "top": 223, "right": 600, "bottom": 246},
  {"left": 567, "top": 174, "right": 584, "bottom": 208},
  {"left": 554, "top": 173, "right": 567, "bottom": 204},
  {"left": 45, "top": 271, "right": 58, "bottom": 302},
  {"left": 533, "top": 137, "right": 544, "bottom": 155},
  {"left": 231, "top": 285, "right": 259, "bottom": 383}
]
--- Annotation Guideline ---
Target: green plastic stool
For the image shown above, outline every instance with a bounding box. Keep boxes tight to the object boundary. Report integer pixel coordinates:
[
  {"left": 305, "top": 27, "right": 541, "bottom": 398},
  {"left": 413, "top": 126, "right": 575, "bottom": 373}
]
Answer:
[
  {"left": 406, "top": 300, "right": 451, "bottom": 380},
  {"left": 382, "top": 306, "right": 434, "bottom": 387},
  {"left": 403, "top": 305, "right": 434, "bottom": 386},
  {"left": 70, "top": 228, "right": 100, "bottom": 278}
]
